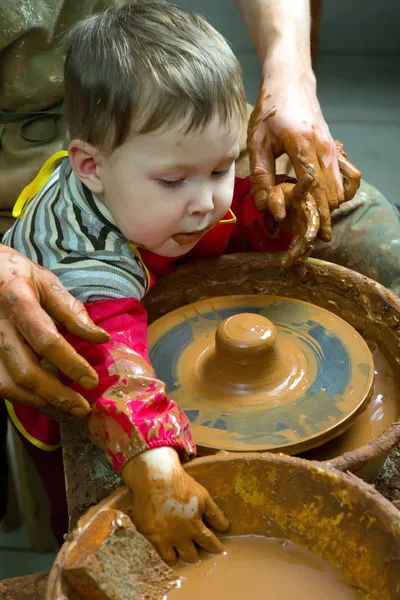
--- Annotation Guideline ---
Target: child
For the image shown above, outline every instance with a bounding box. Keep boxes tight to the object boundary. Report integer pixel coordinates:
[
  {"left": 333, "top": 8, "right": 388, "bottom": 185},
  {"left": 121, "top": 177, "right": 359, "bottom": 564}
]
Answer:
[{"left": 3, "top": 1, "right": 340, "bottom": 563}]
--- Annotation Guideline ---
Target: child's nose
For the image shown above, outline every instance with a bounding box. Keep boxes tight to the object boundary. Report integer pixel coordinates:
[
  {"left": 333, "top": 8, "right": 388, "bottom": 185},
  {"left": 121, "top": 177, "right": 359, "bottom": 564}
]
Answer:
[{"left": 189, "top": 186, "right": 214, "bottom": 215}]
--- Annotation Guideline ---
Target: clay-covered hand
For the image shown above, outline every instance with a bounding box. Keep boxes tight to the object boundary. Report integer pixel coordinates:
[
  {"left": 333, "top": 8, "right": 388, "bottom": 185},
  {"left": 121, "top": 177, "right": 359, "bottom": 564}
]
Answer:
[
  {"left": 122, "top": 447, "right": 230, "bottom": 565},
  {"left": 0, "top": 245, "right": 109, "bottom": 415},
  {"left": 258, "top": 174, "right": 320, "bottom": 267},
  {"left": 248, "top": 76, "right": 358, "bottom": 243}
]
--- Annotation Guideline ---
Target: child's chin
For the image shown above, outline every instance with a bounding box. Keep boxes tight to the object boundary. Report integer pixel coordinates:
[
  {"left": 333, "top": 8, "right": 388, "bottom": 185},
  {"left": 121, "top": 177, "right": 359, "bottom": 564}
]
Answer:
[{"left": 149, "top": 239, "right": 197, "bottom": 258}]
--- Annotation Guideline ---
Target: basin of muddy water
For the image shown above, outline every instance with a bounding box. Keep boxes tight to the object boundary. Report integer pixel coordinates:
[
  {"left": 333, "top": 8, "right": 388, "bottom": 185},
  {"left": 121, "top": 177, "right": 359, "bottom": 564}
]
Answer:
[{"left": 47, "top": 454, "right": 400, "bottom": 599}]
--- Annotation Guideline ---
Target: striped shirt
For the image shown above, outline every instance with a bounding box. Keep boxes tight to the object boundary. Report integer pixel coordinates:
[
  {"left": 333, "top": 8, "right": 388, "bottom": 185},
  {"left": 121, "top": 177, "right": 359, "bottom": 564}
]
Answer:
[{"left": 3, "top": 159, "right": 147, "bottom": 303}]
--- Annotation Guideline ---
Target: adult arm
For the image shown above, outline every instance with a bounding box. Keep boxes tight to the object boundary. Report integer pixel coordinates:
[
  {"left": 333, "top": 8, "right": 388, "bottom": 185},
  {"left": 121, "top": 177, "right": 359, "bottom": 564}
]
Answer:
[{"left": 236, "top": 0, "right": 354, "bottom": 241}]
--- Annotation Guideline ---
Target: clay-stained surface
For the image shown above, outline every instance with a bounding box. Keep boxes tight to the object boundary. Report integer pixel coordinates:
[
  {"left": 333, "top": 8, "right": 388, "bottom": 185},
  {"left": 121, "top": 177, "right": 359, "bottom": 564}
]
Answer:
[
  {"left": 183, "top": 454, "right": 400, "bottom": 600},
  {"left": 63, "top": 509, "right": 176, "bottom": 600},
  {"left": 46, "top": 488, "right": 176, "bottom": 600},
  {"left": 0, "top": 573, "right": 48, "bottom": 600}
]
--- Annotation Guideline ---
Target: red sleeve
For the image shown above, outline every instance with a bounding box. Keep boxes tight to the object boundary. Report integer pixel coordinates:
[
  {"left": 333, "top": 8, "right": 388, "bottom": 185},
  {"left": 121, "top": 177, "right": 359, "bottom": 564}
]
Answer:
[
  {"left": 58, "top": 298, "right": 195, "bottom": 472},
  {"left": 228, "top": 175, "right": 295, "bottom": 254}
]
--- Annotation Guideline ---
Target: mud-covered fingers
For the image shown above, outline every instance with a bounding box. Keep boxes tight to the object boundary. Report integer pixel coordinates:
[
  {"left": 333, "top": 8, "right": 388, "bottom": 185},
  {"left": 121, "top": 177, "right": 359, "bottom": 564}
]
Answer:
[
  {"left": 203, "top": 496, "right": 230, "bottom": 532},
  {"left": 40, "top": 272, "right": 110, "bottom": 343},
  {"left": 0, "top": 324, "right": 90, "bottom": 416},
  {"left": 290, "top": 173, "right": 314, "bottom": 201},
  {"left": 154, "top": 541, "right": 177, "bottom": 566},
  {"left": 248, "top": 133, "right": 276, "bottom": 213},
  {"left": 194, "top": 524, "right": 225, "bottom": 555},
  {"left": 176, "top": 541, "right": 200, "bottom": 564},
  {"left": 281, "top": 195, "right": 319, "bottom": 268},
  {"left": 289, "top": 143, "right": 332, "bottom": 242},
  {"left": 337, "top": 154, "right": 362, "bottom": 201},
  {"left": 0, "top": 359, "right": 47, "bottom": 408},
  {"left": 266, "top": 185, "right": 287, "bottom": 221},
  {"left": 9, "top": 289, "right": 99, "bottom": 388}
]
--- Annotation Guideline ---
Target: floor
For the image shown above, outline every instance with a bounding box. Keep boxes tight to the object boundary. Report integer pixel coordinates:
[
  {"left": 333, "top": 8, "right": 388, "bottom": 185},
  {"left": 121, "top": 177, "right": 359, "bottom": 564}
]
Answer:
[{"left": 0, "top": 50, "right": 399, "bottom": 583}]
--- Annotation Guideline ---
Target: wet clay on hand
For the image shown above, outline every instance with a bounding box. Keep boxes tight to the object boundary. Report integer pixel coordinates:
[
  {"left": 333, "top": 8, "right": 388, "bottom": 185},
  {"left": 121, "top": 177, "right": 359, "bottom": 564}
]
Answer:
[
  {"left": 335, "top": 139, "right": 361, "bottom": 201},
  {"left": 167, "top": 536, "right": 360, "bottom": 599},
  {"left": 0, "top": 245, "right": 109, "bottom": 416},
  {"left": 121, "top": 447, "right": 229, "bottom": 566},
  {"left": 258, "top": 174, "right": 320, "bottom": 267}
]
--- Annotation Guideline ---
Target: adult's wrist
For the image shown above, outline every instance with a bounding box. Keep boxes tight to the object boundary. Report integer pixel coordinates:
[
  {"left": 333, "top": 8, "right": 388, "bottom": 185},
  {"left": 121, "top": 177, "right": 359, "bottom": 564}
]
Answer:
[{"left": 261, "top": 43, "right": 315, "bottom": 90}]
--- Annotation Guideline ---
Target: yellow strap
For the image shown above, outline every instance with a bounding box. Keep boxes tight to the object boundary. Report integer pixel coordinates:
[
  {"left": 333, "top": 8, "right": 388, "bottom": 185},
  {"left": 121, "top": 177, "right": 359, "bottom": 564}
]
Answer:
[
  {"left": 220, "top": 208, "right": 237, "bottom": 224},
  {"left": 127, "top": 242, "right": 151, "bottom": 293},
  {"left": 12, "top": 150, "right": 68, "bottom": 218},
  {"left": 5, "top": 400, "right": 61, "bottom": 452}
]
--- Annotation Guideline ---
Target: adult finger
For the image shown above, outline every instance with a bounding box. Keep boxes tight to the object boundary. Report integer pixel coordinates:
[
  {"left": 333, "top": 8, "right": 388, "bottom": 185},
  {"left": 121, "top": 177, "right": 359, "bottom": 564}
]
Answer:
[
  {"left": 337, "top": 154, "right": 361, "bottom": 201},
  {"left": 0, "top": 362, "right": 47, "bottom": 408},
  {"left": 317, "top": 149, "right": 344, "bottom": 211},
  {"left": 247, "top": 112, "right": 277, "bottom": 211},
  {"left": 154, "top": 542, "right": 177, "bottom": 566},
  {"left": 194, "top": 525, "right": 224, "bottom": 555},
  {"left": 266, "top": 185, "right": 286, "bottom": 221},
  {"left": 0, "top": 325, "right": 90, "bottom": 417},
  {"left": 290, "top": 173, "right": 314, "bottom": 201},
  {"left": 176, "top": 541, "right": 200, "bottom": 564},
  {"left": 281, "top": 197, "right": 319, "bottom": 268},
  {"left": 287, "top": 140, "right": 332, "bottom": 242},
  {"left": 8, "top": 286, "right": 99, "bottom": 389},
  {"left": 203, "top": 496, "right": 230, "bottom": 532},
  {"left": 40, "top": 274, "right": 110, "bottom": 344}
]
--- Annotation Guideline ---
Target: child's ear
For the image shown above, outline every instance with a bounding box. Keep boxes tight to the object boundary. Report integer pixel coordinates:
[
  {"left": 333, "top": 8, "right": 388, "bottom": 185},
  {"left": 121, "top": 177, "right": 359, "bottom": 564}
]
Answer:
[{"left": 68, "top": 139, "right": 104, "bottom": 194}]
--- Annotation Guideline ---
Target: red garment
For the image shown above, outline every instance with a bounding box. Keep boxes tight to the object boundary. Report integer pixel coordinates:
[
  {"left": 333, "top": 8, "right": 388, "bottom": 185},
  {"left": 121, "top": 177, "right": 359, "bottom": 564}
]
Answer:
[{"left": 8, "top": 176, "right": 293, "bottom": 471}]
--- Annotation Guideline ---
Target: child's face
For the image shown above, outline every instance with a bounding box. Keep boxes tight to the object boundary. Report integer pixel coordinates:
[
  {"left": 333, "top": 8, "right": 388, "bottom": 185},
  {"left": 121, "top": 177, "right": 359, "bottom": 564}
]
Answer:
[{"left": 97, "top": 117, "right": 242, "bottom": 257}]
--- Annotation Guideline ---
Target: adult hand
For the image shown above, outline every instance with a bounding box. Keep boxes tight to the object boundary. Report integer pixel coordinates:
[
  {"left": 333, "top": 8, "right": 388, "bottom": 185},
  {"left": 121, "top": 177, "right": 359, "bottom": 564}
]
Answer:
[
  {"left": 123, "top": 447, "right": 229, "bottom": 565},
  {"left": 256, "top": 174, "right": 320, "bottom": 267},
  {"left": 248, "top": 71, "right": 357, "bottom": 243},
  {"left": 0, "top": 245, "right": 109, "bottom": 416}
]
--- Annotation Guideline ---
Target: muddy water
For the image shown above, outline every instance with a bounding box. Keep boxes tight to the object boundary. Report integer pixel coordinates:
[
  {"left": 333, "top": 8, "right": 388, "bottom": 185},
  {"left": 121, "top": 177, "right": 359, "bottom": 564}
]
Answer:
[
  {"left": 166, "top": 536, "right": 360, "bottom": 599},
  {"left": 305, "top": 343, "right": 400, "bottom": 461}
]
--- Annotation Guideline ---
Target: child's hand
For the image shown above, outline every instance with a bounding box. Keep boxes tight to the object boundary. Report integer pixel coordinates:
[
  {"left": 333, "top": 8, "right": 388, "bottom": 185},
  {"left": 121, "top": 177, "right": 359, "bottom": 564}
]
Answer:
[
  {"left": 264, "top": 173, "right": 320, "bottom": 267},
  {"left": 121, "top": 447, "right": 229, "bottom": 565}
]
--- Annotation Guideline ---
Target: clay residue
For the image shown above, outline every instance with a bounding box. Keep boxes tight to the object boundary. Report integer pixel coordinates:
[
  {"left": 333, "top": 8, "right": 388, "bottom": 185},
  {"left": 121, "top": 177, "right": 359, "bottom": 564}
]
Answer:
[
  {"left": 304, "top": 343, "right": 400, "bottom": 467},
  {"left": 167, "top": 536, "right": 360, "bottom": 599}
]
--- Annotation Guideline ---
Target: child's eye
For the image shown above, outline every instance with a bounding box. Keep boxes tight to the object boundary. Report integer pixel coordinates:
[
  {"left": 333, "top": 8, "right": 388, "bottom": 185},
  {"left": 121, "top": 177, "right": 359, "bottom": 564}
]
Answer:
[
  {"left": 157, "top": 179, "right": 185, "bottom": 188},
  {"left": 212, "top": 167, "right": 232, "bottom": 178}
]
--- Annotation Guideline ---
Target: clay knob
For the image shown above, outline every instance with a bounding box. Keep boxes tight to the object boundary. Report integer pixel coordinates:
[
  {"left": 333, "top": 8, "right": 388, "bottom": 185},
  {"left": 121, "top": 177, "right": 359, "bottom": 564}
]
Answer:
[{"left": 215, "top": 313, "right": 278, "bottom": 367}]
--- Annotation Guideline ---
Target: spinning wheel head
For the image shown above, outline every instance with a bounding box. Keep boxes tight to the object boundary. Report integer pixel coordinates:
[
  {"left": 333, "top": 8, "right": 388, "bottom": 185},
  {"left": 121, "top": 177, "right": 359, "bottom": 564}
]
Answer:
[{"left": 148, "top": 296, "right": 374, "bottom": 455}]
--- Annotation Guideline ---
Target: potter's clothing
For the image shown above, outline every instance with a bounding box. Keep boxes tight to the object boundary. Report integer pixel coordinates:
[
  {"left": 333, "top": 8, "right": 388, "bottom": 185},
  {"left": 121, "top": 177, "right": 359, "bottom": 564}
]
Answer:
[
  {"left": 3, "top": 155, "right": 292, "bottom": 471},
  {"left": 0, "top": 0, "right": 127, "bottom": 233}
]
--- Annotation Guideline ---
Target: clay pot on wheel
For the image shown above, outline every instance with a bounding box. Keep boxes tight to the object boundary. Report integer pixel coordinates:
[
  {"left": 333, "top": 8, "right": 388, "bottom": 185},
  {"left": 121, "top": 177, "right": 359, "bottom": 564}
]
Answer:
[{"left": 47, "top": 453, "right": 400, "bottom": 600}]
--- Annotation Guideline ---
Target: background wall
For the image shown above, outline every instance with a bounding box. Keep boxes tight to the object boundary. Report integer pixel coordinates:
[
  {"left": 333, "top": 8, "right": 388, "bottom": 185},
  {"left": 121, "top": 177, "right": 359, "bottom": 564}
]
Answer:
[{"left": 176, "top": 0, "right": 400, "bottom": 202}]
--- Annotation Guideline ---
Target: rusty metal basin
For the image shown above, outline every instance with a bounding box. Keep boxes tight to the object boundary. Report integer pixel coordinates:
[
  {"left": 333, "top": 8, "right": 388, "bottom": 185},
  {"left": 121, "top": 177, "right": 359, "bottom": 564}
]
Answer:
[
  {"left": 143, "top": 254, "right": 400, "bottom": 480},
  {"left": 47, "top": 453, "right": 400, "bottom": 599}
]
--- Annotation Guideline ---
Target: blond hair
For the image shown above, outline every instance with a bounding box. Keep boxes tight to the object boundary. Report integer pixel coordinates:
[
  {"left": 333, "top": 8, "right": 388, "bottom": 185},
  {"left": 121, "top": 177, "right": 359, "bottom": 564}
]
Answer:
[{"left": 64, "top": 1, "right": 247, "bottom": 153}]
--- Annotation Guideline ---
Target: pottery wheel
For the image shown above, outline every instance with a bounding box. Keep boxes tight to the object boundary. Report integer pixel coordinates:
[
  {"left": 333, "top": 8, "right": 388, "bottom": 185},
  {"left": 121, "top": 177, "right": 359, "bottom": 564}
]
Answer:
[{"left": 148, "top": 296, "right": 374, "bottom": 454}]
